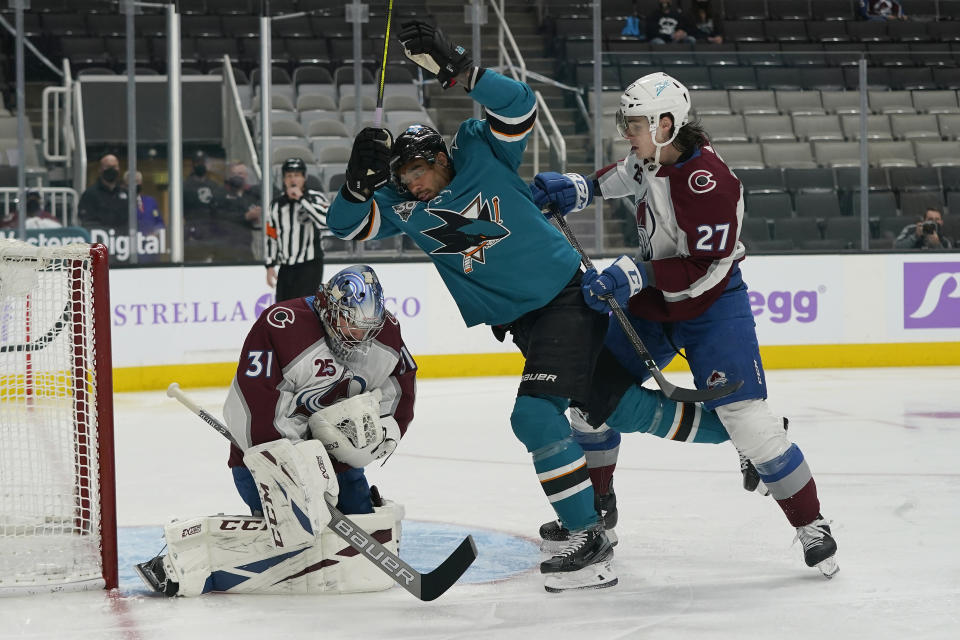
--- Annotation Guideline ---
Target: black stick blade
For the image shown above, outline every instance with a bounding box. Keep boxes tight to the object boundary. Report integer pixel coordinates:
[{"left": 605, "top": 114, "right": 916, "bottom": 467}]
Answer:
[
  {"left": 417, "top": 535, "right": 478, "bottom": 602},
  {"left": 661, "top": 378, "right": 744, "bottom": 403}
]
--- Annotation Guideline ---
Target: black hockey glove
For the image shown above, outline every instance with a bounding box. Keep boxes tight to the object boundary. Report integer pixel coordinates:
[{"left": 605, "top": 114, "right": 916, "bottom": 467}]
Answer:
[
  {"left": 397, "top": 20, "right": 473, "bottom": 90},
  {"left": 344, "top": 127, "right": 393, "bottom": 202}
]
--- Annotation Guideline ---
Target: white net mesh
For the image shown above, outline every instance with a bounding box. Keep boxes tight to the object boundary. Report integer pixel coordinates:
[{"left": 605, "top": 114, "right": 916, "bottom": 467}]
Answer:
[{"left": 0, "top": 238, "right": 108, "bottom": 593}]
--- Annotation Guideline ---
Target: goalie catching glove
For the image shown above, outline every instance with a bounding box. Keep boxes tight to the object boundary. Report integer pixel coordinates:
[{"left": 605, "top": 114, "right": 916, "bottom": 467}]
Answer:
[
  {"left": 344, "top": 127, "right": 393, "bottom": 202},
  {"left": 397, "top": 20, "right": 473, "bottom": 90},
  {"left": 308, "top": 389, "right": 400, "bottom": 469}
]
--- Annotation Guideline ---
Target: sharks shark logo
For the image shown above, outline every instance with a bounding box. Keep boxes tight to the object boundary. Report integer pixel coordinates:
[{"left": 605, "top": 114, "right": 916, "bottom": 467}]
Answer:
[{"left": 422, "top": 193, "right": 510, "bottom": 273}]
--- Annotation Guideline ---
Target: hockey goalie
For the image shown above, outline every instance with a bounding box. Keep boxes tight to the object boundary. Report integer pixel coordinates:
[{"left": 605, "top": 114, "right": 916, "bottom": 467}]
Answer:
[{"left": 136, "top": 265, "right": 417, "bottom": 596}]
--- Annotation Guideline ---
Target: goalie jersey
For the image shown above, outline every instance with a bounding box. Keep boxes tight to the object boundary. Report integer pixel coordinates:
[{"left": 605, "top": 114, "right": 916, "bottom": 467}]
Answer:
[
  {"left": 326, "top": 69, "right": 583, "bottom": 327},
  {"left": 222, "top": 297, "right": 417, "bottom": 474}
]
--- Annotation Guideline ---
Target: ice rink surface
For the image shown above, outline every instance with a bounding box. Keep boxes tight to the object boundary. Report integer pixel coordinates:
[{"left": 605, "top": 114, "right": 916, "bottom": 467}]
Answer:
[{"left": 5, "top": 367, "right": 959, "bottom": 640}]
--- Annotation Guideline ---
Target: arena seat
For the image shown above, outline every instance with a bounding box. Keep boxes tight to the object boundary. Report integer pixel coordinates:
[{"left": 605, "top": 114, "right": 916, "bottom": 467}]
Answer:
[
  {"left": 795, "top": 191, "right": 843, "bottom": 218},
  {"left": 792, "top": 114, "right": 844, "bottom": 142}
]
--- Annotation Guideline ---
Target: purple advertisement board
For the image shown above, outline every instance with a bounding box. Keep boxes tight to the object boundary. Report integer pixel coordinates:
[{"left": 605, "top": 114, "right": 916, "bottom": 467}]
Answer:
[{"left": 903, "top": 262, "right": 960, "bottom": 329}]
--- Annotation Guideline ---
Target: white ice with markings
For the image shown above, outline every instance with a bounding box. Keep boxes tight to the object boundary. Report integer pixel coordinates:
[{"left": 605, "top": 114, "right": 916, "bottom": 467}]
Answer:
[{"left": 5, "top": 367, "right": 959, "bottom": 640}]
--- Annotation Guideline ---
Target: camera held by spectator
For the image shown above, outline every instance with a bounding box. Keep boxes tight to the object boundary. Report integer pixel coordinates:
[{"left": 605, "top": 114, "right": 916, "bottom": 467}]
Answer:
[{"left": 894, "top": 207, "right": 954, "bottom": 250}]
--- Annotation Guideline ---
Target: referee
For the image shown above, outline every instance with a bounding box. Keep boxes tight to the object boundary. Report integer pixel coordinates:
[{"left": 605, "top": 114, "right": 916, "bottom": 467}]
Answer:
[{"left": 265, "top": 158, "right": 331, "bottom": 301}]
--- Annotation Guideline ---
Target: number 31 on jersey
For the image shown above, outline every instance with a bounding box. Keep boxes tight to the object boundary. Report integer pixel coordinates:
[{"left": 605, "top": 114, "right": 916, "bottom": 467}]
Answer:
[{"left": 245, "top": 350, "right": 275, "bottom": 378}]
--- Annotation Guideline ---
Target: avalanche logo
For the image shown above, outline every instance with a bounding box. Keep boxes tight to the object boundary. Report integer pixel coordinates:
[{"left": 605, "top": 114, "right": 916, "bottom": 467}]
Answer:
[
  {"left": 904, "top": 262, "right": 960, "bottom": 329},
  {"left": 705, "top": 370, "right": 728, "bottom": 389},
  {"left": 688, "top": 170, "right": 717, "bottom": 194},
  {"left": 292, "top": 371, "right": 368, "bottom": 417},
  {"left": 423, "top": 193, "right": 510, "bottom": 273},
  {"left": 266, "top": 306, "right": 295, "bottom": 329}
]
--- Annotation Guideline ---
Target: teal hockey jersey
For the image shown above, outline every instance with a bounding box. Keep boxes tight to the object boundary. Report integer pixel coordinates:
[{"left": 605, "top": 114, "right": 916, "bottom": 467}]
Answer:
[{"left": 326, "top": 69, "right": 583, "bottom": 327}]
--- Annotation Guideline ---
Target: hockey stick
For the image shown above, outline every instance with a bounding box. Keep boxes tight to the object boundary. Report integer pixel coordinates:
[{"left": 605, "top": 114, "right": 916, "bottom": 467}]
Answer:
[
  {"left": 166, "top": 382, "right": 477, "bottom": 601},
  {"left": 372, "top": 0, "right": 394, "bottom": 128},
  {"left": 551, "top": 213, "right": 742, "bottom": 403},
  {"left": 0, "top": 302, "right": 71, "bottom": 353}
]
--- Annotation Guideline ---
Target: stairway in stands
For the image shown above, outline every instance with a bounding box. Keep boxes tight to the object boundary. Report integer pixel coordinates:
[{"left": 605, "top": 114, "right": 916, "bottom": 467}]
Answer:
[{"left": 417, "top": 1, "right": 621, "bottom": 251}]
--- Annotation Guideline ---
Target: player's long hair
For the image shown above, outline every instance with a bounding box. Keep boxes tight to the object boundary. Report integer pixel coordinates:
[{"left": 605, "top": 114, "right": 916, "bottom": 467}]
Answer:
[{"left": 670, "top": 116, "right": 710, "bottom": 155}]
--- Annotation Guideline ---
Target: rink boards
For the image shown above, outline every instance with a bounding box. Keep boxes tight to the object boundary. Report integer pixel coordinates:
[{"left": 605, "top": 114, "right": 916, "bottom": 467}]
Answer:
[{"left": 103, "top": 254, "right": 960, "bottom": 390}]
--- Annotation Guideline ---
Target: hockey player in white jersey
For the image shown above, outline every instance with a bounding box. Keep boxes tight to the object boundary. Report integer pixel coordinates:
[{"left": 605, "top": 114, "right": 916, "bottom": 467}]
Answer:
[
  {"left": 135, "top": 265, "right": 417, "bottom": 596},
  {"left": 531, "top": 72, "right": 839, "bottom": 578}
]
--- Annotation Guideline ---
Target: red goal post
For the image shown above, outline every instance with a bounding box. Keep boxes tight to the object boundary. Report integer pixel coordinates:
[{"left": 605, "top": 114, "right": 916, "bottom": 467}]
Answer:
[{"left": 0, "top": 238, "right": 117, "bottom": 593}]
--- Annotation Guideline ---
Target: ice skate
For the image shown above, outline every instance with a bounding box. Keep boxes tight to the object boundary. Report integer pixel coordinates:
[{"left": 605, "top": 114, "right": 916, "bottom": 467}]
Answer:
[
  {"left": 541, "top": 523, "right": 617, "bottom": 593},
  {"left": 134, "top": 553, "right": 180, "bottom": 596},
  {"left": 794, "top": 515, "right": 839, "bottom": 579},
  {"left": 540, "top": 482, "right": 618, "bottom": 553}
]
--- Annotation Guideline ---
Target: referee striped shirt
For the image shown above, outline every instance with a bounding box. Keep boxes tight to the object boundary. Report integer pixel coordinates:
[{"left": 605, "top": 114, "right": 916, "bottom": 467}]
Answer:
[{"left": 264, "top": 189, "right": 330, "bottom": 267}]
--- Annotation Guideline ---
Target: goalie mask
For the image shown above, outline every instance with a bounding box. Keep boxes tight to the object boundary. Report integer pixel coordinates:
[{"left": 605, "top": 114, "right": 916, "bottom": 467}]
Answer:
[
  {"left": 314, "top": 265, "right": 386, "bottom": 359},
  {"left": 390, "top": 124, "right": 450, "bottom": 193},
  {"left": 616, "top": 72, "right": 691, "bottom": 167}
]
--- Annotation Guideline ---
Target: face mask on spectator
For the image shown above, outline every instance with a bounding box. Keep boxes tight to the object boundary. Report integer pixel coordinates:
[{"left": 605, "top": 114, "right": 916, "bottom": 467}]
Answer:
[
  {"left": 193, "top": 164, "right": 207, "bottom": 178},
  {"left": 102, "top": 167, "right": 119, "bottom": 182},
  {"left": 226, "top": 176, "right": 245, "bottom": 189}
]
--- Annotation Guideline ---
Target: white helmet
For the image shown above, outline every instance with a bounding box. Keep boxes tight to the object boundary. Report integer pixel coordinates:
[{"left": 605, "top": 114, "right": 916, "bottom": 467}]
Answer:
[
  {"left": 616, "top": 72, "right": 691, "bottom": 166},
  {"left": 314, "top": 264, "right": 386, "bottom": 360}
]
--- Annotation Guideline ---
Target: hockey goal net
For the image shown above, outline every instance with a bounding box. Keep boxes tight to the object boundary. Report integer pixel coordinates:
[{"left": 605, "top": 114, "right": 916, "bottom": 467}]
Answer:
[{"left": 0, "top": 238, "right": 117, "bottom": 593}]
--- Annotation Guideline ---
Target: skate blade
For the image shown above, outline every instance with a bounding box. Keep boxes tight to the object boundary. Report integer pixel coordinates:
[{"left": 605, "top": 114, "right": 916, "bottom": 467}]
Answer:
[
  {"left": 816, "top": 555, "right": 839, "bottom": 579},
  {"left": 540, "top": 529, "right": 618, "bottom": 554},
  {"left": 133, "top": 562, "right": 164, "bottom": 593},
  {"left": 544, "top": 560, "right": 617, "bottom": 593}
]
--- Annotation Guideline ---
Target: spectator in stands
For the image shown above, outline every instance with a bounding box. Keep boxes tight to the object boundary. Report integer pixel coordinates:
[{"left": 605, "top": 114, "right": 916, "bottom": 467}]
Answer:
[
  {"left": 78, "top": 153, "right": 129, "bottom": 233},
  {"left": 220, "top": 161, "right": 262, "bottom": 262},
  {"left": 25, "top": 190, "right": 61, "bottom": 229},
  {"left": 894, "top": 207, "right": 954, "bottom": 250},
  {"left": 647, "top": 0, "right": 696, "bottom": 45},
  {"left": 691, "top": 0, "right": 723, "bottom": 44},
  {"left": 0, "top": 190, "right": 61, "bottom": 230},
  {"left": 859, "top": 0, "right": 907, "bottom": 20},
  {"left": 124, "top": 170, "right": 164, "bottom": 235},
  {"left": 182, "top": 150, "right": 226, "bottom": 263},
  {"left": 124, "top": 170, "right": 166, "bottom": 263}
]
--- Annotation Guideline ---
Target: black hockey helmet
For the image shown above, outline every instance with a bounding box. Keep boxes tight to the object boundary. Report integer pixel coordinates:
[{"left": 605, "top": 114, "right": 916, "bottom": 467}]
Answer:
[
  {"left": 390, "top": 124, "right": 449, "bottom": 190},
  {"left": 281, "top": 157, "right": 307, "bottom": 176}
]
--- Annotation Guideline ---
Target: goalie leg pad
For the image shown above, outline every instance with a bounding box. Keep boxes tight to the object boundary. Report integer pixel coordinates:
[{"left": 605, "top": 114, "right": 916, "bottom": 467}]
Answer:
[
  {"left": 160, "top": 502, "right": 405, "bottom": 596},
  {"left": 243, "top": 439, "right": 339, "bottom": 550}
]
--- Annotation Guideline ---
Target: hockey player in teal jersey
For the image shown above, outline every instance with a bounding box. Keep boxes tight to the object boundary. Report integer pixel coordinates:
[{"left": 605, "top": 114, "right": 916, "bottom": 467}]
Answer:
[{"left": 326, "top": 19, "right": 733, "bottom": 592}]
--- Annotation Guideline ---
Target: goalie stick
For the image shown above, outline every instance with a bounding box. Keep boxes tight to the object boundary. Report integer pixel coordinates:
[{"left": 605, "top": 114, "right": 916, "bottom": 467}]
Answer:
[
  {"left": 165, "top": 382, "right": 477, "bottom": 601},
  {"left": 551, "top": 212, "right": 743, "bottom": 404}
]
